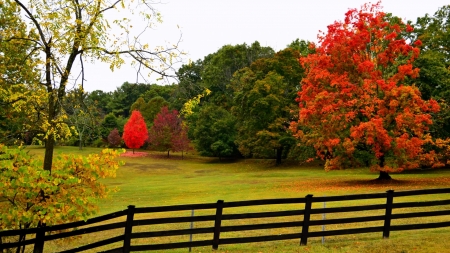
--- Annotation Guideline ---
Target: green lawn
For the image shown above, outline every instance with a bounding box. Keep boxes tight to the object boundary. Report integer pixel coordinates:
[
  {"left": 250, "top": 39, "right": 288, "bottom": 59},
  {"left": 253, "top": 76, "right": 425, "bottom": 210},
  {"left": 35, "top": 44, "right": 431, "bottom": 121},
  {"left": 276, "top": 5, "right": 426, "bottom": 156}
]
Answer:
[{"left": 23, "top": 146, "right": 450, "bottom": 252}]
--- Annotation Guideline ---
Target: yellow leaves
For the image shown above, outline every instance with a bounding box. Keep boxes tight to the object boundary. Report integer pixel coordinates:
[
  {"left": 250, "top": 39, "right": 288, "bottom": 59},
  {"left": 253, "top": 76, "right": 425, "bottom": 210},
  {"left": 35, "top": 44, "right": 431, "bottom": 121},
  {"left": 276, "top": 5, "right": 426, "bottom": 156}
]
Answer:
[{"left": 0, "top": 146, "right": 123, "bottom": 230}]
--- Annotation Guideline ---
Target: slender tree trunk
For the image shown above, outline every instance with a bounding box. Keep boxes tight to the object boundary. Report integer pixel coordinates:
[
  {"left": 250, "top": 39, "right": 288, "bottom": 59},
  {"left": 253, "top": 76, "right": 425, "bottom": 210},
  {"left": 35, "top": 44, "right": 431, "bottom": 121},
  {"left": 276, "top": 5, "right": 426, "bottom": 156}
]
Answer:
[
  {"left": 132, "top": 148, "right": 135, "bottom": 154},
  {"left": 43, "top": 135, "right": 55, "bottom": 172},
  {"left": 79, "top": 133, "right": 83, "bottom": 150},
  {"left": 167, "top": 150, "right": 170, "bottom": 157},
  {"left": 276, "top": 147, "right": 283, "bottom": 165}
]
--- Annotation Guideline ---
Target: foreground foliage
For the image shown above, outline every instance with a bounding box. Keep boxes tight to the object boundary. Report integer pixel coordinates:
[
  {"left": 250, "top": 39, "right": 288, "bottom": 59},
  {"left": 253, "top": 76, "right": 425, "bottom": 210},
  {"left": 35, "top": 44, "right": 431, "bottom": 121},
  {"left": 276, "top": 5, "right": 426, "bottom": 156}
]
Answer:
[{"left": 0, "top": 145, "right": 123, "bottom": 230}]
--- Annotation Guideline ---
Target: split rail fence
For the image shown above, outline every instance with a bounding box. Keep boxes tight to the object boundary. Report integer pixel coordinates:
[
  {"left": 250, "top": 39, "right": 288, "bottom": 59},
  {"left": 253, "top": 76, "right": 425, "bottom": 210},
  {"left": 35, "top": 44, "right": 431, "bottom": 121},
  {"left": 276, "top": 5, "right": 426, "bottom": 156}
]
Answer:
[{"left": 2, "top": 188, "right": 450, "bottom": 252}]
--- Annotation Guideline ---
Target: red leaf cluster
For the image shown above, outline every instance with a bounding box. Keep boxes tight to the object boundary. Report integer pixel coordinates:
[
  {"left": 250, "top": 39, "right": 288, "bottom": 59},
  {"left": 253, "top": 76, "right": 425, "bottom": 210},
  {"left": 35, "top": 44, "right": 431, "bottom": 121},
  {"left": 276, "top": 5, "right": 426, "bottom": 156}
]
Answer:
[
  {"left": 148, "top": 106, "right": 190, "bottom": 154},
  {"left": 123, "top": 110, "right": 148, "bottom": 151},
  {"left": 292, "top": 2, "right": 440, "bottom": 172}
]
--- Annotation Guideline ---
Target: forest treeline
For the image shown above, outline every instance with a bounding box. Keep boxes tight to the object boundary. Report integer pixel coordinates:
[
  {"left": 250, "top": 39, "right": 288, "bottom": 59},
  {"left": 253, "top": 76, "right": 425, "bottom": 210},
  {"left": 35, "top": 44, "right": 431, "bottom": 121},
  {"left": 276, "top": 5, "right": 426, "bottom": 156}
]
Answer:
[{"left": 1, "top": 5, "right": 450, "bottom": 166}]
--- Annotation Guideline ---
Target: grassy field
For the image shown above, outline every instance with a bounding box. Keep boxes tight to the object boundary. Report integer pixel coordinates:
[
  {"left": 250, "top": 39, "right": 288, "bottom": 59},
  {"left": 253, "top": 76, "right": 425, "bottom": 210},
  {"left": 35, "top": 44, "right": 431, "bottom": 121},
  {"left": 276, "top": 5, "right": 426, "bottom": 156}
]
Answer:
[{"left": 22, "top": 146, "right": 450, "bottom": 252}]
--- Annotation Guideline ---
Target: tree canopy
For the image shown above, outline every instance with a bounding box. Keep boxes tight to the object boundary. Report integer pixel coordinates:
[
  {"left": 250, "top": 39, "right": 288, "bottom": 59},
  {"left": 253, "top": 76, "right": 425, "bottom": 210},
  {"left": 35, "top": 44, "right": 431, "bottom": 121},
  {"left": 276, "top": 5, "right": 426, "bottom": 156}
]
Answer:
[
  {"left": 123, "top": 110, "right": 148, "bottom": 153},
  {"left": 291, "top": 3, "right": 441, "bottom": 178}
]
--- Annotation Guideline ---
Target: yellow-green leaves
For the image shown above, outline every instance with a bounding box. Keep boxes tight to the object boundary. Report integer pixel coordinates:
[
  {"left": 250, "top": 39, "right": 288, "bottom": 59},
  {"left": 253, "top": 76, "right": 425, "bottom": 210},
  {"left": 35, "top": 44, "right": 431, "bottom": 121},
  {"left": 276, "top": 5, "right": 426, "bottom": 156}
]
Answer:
[{"left": 0, "top": 145, "right": 124, "bottom": 230}]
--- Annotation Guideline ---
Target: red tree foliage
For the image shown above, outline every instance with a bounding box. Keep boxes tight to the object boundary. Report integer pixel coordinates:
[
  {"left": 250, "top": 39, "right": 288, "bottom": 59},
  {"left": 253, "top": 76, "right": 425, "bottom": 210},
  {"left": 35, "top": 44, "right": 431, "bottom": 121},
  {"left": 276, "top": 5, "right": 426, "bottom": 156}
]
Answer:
[
  {"left": 148, "top": 106, "right": 190, "bottom": 157},
  {"left": 107, "top": 128, "right": 122, "bottom": 148},
  {"left": 123, "top": 110, "right": 148, "bottom": 153},
  {"left": 291, "top": 2, "right": 440, "bottom": 177}
]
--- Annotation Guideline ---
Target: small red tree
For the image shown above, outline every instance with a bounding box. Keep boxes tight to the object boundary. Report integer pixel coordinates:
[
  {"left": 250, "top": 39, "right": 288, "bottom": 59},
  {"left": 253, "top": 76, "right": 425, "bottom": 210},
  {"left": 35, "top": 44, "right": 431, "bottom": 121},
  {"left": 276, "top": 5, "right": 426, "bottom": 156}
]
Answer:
[
  {"left": 148, "top": 106, "right": 190, "bottom": 157},
  {"left": 123, "top": 110, "right": 148, "bottom": 153},
  {"left": 291, "top": 2, "right": 440, "bottom": 179},
  {"left": 107, "top": 128, "right": 122, "bottom": 148}
]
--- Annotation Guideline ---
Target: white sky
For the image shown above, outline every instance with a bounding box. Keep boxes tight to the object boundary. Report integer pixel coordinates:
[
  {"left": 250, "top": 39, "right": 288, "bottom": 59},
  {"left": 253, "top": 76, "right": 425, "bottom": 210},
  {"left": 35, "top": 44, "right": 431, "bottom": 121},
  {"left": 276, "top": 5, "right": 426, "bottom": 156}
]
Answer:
[{"left": 80, "top": 0, "right": 449, "bottom": 92}]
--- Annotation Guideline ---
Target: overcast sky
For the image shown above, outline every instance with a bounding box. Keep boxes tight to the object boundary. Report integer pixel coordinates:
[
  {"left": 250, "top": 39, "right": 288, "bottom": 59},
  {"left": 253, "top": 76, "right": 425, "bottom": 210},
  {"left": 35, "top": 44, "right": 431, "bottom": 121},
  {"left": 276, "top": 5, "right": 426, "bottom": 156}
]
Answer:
[{"left": 80, "top": 0, "right": 449, "bottom": 92}]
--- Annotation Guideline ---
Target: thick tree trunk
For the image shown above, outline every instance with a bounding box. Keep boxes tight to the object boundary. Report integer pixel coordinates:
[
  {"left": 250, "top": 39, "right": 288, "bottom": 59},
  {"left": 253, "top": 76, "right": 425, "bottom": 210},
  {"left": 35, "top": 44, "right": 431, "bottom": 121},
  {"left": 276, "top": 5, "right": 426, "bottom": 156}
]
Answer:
[
  {"left": 378, "top": 171, "right": 392, "bottom": 180},
  {"left": 132, "top": 148, "right": 135, "bottom": 154},
  {"left": 276, "top": 147, "right": 283, "bottom": 165},
  {"left": 377, "top": 155, "right": 392, "bottom": 180}
]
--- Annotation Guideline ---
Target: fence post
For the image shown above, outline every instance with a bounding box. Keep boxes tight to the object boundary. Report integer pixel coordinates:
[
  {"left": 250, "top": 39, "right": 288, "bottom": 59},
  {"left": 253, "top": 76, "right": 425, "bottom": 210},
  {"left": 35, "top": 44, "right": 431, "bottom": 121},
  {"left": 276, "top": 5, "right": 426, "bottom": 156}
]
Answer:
[
  {"left": 33, "top": 223, "right": 45, "bottom": 253},
  {"left": 322, "top": 197, "right": 326, "bottom": 245},
  {"left": 212, "top": 200, "right": 224, "bottom": 250},
  {"left": 123, "top": 205, "right": 135, "bottom": 253},
  {"left": 189, "top": 209, "right": 194, "bottom": 252},
  {"left": 383, "top": 190, "right": 394, "bottom": 239},
  {"left": 300, "top": 194, "right": 313, "bottom": 246}
]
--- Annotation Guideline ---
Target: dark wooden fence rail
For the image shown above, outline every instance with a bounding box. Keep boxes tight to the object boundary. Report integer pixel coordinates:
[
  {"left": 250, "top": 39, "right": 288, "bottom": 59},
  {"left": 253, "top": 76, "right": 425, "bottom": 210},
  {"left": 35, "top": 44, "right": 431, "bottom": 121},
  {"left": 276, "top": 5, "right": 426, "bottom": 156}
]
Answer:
[{"left": 2, "top": 188, "right": 450, "bottom": 252}]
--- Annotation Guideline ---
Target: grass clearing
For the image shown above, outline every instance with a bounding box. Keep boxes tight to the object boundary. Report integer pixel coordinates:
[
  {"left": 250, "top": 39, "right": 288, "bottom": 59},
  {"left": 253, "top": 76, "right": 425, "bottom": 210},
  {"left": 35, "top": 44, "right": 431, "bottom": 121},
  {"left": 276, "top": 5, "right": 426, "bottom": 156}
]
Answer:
[{"left": 20, "top": 146, "right": 450, "bottom": 252}]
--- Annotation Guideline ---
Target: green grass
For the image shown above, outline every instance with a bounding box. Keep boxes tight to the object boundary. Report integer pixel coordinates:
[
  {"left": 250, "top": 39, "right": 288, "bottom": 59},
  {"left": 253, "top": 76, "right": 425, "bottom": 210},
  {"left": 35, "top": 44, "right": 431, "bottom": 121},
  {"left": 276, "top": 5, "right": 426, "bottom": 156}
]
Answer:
[{"left": 19, "top": 146, "right": 450, "bottom": 252}]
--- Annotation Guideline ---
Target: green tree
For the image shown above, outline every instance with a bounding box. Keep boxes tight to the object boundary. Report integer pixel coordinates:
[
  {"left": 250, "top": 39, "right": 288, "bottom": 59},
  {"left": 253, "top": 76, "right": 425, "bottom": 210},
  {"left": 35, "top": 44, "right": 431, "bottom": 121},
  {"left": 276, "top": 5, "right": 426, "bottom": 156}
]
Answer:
[
  {"left": 413, "top": 5, "right": 450, "bottom": 139},
  {"left": 64, "top": 89, "right": 102, "bottom": 149},
  {"left": 130, "top": 96, "right": 169, "bottom": 127},
  {"left": 193, "top": 104, "right": 238, "bottom": 160},
  {"left": 231, "top": 48, "right": 304, "bottom": 164},
  {"left": 100, "top": 113, "right": 120, "bottom": 139},
  {"left": 202, "top": 41, "right": 274, "bottom": 108},
  {"left": 87, "top": 90, "right": 112, "bottom": 115}
]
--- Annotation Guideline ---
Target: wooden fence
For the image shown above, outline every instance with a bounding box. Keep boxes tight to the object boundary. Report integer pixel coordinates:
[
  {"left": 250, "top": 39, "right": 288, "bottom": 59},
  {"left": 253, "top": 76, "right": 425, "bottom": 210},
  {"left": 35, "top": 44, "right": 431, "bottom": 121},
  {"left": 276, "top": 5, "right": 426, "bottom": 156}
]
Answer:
[{"left": 2, "top": 188, "right": 450, "bottom": 252}]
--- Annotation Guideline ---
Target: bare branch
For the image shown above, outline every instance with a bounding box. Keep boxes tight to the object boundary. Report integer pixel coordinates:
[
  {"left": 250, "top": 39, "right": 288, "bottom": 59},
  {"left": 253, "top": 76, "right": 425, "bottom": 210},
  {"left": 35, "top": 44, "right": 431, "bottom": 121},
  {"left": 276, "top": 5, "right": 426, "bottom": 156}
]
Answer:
[{"left": 13, "top": 0, "right": 48, "bottom": 47}]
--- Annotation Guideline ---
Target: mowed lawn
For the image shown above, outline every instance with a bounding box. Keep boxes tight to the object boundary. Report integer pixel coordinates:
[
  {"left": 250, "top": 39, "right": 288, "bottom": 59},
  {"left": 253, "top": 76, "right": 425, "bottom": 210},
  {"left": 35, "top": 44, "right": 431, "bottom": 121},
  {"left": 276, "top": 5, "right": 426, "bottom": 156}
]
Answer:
[{"left": 25, "top": 146, "right": 450, "bottom": 252}]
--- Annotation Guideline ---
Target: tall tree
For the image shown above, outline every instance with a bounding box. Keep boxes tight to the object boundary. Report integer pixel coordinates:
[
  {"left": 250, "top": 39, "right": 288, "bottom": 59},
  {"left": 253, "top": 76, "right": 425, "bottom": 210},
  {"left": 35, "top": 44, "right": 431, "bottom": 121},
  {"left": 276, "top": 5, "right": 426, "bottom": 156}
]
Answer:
[
  {"left": 148, "top": 106, "right": 189, "bottom": 157},
  {"left": 193, "top": 104, "right": 237, "bottom": 160},
  {"left": 123, "top": 110, "right": 148, "bottom": 153},
  {"left": 64, "top": 88, "right": 102, "bottom": 149},
  {"left": 412, "top": 5, "right": 450, "bottom": 139},
  {"left": 3, "top": 0, "right": 182, "bottom": 172},
  {"left": 0, "top": 0, "right": 40, "bottom": 145},
  {"left": 202, "top": 41, "right": 274, "bottom": 108},
  {"left": 231, "top": 48, "right": 305, "bottom": 164},
  {"left": 130, "top": 96, "right": 169, "bottom": 127},
  {"left": 291, "top": 3, "right": 440, "bottom": 179}
]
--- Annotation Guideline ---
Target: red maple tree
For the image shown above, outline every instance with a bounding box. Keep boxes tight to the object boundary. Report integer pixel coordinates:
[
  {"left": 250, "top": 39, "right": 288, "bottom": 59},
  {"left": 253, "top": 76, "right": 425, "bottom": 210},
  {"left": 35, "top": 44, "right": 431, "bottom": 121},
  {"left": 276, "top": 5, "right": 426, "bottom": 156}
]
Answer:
[
  {"left": 123, "top": 110, "right": 148, "bottom": 153},
  {"left": 148, "top": 106, "right": 190, "bottom": 157},
  {"left": 291, "top": 2, "right": 440, "bottom": 179}
]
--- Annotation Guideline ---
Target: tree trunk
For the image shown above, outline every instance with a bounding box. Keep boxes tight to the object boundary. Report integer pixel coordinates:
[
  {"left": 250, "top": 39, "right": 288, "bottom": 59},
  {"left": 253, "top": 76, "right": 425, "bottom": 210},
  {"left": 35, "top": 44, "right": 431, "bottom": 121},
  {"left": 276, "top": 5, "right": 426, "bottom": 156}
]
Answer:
[
  {"left": 378, "top": 171, "right": 392, "bottom": 180},
  {"left": 43, "top": 137, "right": 55, "bottom": 172},
  {"left": 276, "top": 147, "right": 283, "bottom": 165},
  {"left": 377, "top": 155, "right": 392, "bottom": 180},
  {"left": 167, "top": 150, "right": 170, "bottom": 157},
  {"left": 79, "top": 134, "right": 83, "bottom": 150},
  {"left": 132, "top": 148, "right": 135, "bottom": 154}
]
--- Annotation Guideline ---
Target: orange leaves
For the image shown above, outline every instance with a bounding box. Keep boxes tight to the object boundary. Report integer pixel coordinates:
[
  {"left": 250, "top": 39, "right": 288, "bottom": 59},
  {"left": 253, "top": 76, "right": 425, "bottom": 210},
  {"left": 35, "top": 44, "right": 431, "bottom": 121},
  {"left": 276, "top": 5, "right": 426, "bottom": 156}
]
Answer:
[{"left": 293, "top": 1, "right": 442, "bottom": 172}]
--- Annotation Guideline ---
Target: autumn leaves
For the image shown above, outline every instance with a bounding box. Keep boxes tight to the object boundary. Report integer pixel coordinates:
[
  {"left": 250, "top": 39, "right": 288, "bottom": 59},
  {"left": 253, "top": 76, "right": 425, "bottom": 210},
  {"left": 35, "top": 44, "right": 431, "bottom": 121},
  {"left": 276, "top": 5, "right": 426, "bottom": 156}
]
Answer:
[
  {"left": 123, "top": 107, "right": 190, "bottom": 156},
  {"left": 291, "top": 2, "right": 447, "bottom": 173}
]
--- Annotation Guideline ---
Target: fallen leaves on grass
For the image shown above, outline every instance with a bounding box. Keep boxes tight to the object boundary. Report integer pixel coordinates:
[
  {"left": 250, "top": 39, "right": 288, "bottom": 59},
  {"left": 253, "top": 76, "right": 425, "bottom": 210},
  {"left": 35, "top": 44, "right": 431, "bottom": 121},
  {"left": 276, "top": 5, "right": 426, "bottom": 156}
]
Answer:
[
  {"left": 120, "top": 151, "right": 148, "bottom": 157},
  {"left": 277, "top": 177, "right": 450, "bottom": 193}
]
